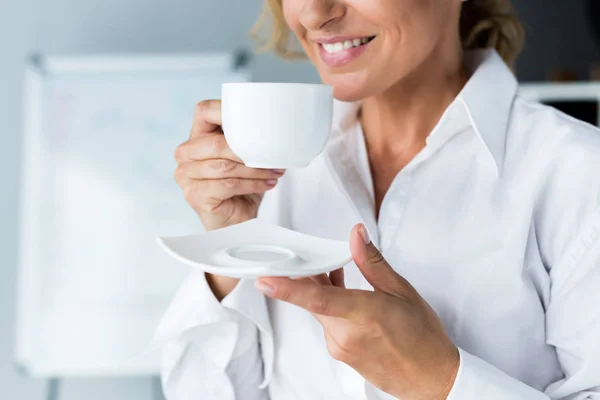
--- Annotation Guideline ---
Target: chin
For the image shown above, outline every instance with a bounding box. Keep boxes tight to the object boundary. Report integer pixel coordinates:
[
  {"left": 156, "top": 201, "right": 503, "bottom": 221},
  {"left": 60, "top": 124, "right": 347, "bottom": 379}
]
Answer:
[
  {"left": 332, "top": 86, "right": 364, "bottom": 102},
  {"left": 323, "top": 73, "right": 376, "bottom": 103}
]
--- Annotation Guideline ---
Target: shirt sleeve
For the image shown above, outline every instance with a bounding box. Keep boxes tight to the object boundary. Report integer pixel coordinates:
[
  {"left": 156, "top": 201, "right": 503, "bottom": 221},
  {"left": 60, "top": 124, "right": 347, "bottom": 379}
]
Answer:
[
  {"left": 446, "top": 209, "right": 600, "bottom": 399},
  {"left": 152, "top": 271, "right": 273, "bottom": 400},
  {"left": 152, "top": 177, "right": 289, "bottom": 400},
  {"left": 448, "top": 126, "right": 600, "bottom": 400}
]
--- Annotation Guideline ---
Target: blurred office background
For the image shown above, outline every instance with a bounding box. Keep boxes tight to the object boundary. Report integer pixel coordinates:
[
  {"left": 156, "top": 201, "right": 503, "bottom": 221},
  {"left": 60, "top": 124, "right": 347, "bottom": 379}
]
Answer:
[{"left": 0, "top": 0, "right": 598, "bottom": 399}]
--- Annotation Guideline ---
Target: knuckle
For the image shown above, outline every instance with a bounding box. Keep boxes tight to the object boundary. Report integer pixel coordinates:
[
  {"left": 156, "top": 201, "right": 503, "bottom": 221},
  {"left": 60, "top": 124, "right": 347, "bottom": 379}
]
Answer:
[
  {"left": 182, "top": 183, "right": 203, "bottom": 205},
  {"left": 337, "top": 329, "right": 360, "bottom": 352},
  {"left": 207, "top": 135, "right": 226, "bottom": 155},
  {"left": 328, "top": 343, "right": 347, "bottom": 362},
  {"left": 174, "top": 142, "right": 187, "bottom": 163},
  {"left": 198, "top": 201, "right": 217, "bottom": 214},
  {"left": 194, "top": 100, "right": 212, "bottom": 118},
  {"left": 367, "top": 250, "right": 386, "bottom": 266},
  {"left": 182, "top": 184, "right": 196, "bottom": 204},
  {"left": 210, "top": 159, "right": 235, "bottom": 173},
  {"left": 222, "top": 178, "right": 240, "bottom": 190},
  {"left": 307, "top": 289, "right": 329, "bottom": 315},
  {"left": 277, "top": 290, "right": 291, "bottom": 303},
  {"left": 364, "top": 313, "right": 382, "bottom": 333},
  {"left": 173, "top": 164, "right": 186, "bottom": 184},
  {"left": 194, "top": 99, "right": 220, "bottom": 123}
]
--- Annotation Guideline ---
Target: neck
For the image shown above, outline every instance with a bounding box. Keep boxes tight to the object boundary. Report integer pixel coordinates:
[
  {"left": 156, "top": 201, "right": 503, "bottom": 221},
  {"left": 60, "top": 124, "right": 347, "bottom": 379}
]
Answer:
[{"left": 360, "top": 47, "right": 468, "bottom": 155}]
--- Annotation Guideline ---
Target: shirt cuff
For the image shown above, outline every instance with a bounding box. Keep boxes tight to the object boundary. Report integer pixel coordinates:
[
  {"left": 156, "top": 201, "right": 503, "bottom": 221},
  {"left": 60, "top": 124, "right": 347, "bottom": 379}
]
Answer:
[
  {"left": 152, "top": 271, "right": 270, "bottom": 346},
  {"left": 152, "top": 270, "right": 238, "bottom": 347},
  {"left": 446, "top": 347, "right": 550, "bottom": 400},
  {"left": 223, "top": 277, "right": 274, "bottom": 388},
  {"left": 151, "top": 271, "right": 273, "bottom": 390}
]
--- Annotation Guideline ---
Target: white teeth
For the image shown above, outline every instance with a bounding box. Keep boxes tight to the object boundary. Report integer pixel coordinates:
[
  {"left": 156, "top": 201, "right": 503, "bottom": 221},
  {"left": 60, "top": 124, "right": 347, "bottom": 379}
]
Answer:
[{"left": 322, "top": 37, "right": 372, "bottom": 54}]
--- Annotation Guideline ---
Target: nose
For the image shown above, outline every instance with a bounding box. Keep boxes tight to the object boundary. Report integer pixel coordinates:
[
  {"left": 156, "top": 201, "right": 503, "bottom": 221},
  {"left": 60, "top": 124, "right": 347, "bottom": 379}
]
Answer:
[{"left": 298, "top": 0, "right": 345, "bottom": 31}]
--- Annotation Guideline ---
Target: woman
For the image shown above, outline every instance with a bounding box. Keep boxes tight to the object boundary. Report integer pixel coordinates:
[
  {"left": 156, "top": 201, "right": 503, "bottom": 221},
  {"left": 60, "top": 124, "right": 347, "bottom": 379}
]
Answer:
[{"left": 154, "top": 0, "right": 600, "bottom": 399}]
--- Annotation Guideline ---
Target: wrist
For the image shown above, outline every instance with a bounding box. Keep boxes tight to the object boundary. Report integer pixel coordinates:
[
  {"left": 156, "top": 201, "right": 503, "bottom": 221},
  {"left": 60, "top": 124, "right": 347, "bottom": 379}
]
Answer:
[
  {"left": 386, "top": 345, "right": 460, "bottom": 400},
  {"left": 434, "top": 345, "right": 460, "bottom": 400},
  {"left": 206, "top": 273, "right": 240, "bottom": 301}
]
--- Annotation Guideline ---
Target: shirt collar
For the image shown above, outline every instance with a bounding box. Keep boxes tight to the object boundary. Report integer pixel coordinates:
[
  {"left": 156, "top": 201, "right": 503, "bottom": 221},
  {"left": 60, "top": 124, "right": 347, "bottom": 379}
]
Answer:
[
  {"left": 330, "top": 49, "right": 518, "bottom": 175},
  {"left": 457, "top": 49, "right": 518, "bottom": 174}
]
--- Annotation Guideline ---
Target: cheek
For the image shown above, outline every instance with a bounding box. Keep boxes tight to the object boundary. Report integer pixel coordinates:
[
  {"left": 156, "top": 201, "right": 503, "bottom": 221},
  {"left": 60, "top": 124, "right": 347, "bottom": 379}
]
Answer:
[
  {"left": 381, "top": 0, "right": 443, "bottom": 48},
  {"left": 366, "top": 2, "right": 448, "bottom": 75},
  {"left": 281, "top": 0, "right": 304, "bottom": 39}
]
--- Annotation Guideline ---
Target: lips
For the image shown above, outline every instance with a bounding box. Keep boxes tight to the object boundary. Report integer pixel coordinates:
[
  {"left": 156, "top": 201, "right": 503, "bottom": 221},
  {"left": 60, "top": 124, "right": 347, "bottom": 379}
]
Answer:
[
  {"left": 321, "top": 36, "right": 376, "bottom": 54},
  {"left": 315, "top": 36, "right": 376, "bottom": 68}
]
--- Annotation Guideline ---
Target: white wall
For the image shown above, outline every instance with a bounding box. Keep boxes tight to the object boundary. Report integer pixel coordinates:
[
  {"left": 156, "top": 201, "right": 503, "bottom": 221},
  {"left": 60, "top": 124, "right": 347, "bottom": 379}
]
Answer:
[{"left": 0, "top": 1, "right": 318, "bottom": 399}]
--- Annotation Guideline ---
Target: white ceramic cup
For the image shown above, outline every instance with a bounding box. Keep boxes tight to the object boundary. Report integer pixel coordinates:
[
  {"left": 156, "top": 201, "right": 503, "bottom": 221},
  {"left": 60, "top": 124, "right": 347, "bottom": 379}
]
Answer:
[{"left": 221, "top": 83, "right": 334, "bottom": 169}]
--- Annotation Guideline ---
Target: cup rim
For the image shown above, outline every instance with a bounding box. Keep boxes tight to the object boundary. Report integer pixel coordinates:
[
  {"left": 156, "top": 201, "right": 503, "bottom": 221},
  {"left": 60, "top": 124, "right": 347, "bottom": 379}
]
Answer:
[{"left": 222, "top": 82, "right": 332, "bottom": 90}]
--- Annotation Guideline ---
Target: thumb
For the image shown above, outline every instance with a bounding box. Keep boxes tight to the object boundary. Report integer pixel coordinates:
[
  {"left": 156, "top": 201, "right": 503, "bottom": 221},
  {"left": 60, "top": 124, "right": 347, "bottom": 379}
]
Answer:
[{"left": 350, "top": 224, "right": 408, "bottom": 294}]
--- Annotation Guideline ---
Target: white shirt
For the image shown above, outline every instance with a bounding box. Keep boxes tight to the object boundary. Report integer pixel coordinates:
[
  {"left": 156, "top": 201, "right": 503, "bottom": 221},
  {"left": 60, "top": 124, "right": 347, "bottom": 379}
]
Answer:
[{"left": 152, "top": 49, "right": 600, "bottom": 400}]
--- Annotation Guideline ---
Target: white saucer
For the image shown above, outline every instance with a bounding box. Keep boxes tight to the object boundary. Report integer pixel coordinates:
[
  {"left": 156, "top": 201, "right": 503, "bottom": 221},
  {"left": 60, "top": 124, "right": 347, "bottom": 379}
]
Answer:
[{"left": 157, "top": 219, "right": 352, "bottom": 278}]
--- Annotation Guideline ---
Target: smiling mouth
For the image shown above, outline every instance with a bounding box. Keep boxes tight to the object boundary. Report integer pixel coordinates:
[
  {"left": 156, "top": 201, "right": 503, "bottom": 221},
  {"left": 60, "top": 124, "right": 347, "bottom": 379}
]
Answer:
[{"left": 320, "top": 36, "right": 376, "bottom": 54}]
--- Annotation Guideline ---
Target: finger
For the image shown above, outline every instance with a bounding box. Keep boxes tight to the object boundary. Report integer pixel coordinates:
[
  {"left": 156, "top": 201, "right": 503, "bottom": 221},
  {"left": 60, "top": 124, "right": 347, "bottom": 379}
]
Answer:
[
  {"left": 287, "top": 274, "right": 333, "bottom": 288},
  {"left": 309, "top": 274, "right": 332, "bottom": 286},
  {"left": 254, "top": 277, "right": 363, "bottom": 318},
  {"left": 350, "top": 224, "right": 414, "bottom": 295},
  {"left": 199, "top": 178, "right": 278, "bottom": 201},
  {"left": 175, "top": 134, "right": 243, "bottom": 164},
  {"left": 191, "top": 100, "right": 222, "bottom": 137},
  {"left": 177, "top": 159, "right": 285, "bottom": 181},
  {"left": 329, "top": 268, "right": 345, "bottom": 288}
]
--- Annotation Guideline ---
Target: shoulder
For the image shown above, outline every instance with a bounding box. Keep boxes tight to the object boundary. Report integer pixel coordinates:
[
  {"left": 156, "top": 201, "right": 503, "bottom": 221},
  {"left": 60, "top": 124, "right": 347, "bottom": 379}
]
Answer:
[
  {"left": 507, "top": 96, "right": 600, "bottom": 190},
  {"left": 508, "top": 97, "right": 600, "bottom": 275},
  {"left": 509, "top": 95, "right": 600, "bottom": 158}
]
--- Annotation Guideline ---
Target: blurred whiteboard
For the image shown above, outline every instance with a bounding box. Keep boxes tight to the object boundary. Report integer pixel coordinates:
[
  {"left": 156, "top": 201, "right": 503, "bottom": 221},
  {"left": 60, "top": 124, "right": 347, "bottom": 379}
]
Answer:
[{"left": 16, "top": 53, "right": 250, "bottom": 377}]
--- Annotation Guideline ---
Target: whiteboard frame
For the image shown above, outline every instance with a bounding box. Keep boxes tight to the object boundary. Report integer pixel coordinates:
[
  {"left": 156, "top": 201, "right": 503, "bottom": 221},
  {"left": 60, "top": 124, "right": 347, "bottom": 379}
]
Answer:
[
  {"left": 27, "top": 52, "right": 250, "bottom": 75},
  {"left": 15, "top": 52, "right": 251, "bottom": 378},
  {"left": 16, "top": 57, "right": 46, "bottom": 377}
]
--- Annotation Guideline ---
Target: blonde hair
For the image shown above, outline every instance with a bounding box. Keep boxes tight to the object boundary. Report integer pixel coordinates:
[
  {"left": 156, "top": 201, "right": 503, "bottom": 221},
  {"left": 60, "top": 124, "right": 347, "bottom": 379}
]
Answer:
[{"left": 251, "top": 0, "right": 525, "bottom": 66}]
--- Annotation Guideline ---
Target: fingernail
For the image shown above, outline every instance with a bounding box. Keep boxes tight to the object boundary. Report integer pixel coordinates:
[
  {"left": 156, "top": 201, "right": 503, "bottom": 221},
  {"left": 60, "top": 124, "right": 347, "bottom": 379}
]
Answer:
[
  {"left": 265, "top": 179, "right": 278, "bottom": 186},
  {"left": 359, "top": 224, "right": 371, "bottom": 245},
  {"left": 255, "top": 279, "right": 275, "bottom": 295},
  {"left": 272, "top": 169, "right": 286, "bottom": 175}
]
